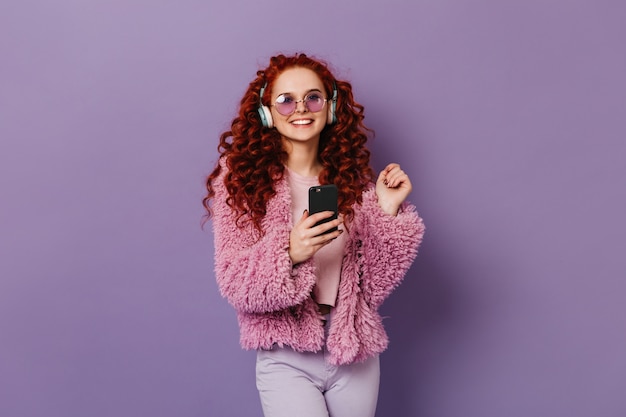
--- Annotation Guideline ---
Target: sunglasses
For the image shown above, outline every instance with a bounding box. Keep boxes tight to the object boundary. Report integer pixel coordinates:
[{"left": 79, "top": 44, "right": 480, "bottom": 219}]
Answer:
[{"left": 271, "top": 91, "right": 329, "bottom": 116}]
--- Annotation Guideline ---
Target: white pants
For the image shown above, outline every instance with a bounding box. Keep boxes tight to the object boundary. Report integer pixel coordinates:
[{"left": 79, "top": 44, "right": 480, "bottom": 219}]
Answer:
[{"left": 255, "top": 317, "right": 380, "bottom": 417}]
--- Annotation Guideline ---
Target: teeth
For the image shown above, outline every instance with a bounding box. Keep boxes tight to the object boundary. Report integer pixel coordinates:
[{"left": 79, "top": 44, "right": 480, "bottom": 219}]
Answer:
[{"left": 291, "top": 120, "right": 312, "bottom": 125}]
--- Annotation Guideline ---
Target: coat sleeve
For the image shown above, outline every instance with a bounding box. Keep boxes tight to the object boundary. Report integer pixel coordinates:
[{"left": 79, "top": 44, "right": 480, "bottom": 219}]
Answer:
[
  {"left": 353, "top": 188, "right": 425, "bottom": 309},
  {"left": 210, "top": 168, "right": 317, "bottom": 314}
]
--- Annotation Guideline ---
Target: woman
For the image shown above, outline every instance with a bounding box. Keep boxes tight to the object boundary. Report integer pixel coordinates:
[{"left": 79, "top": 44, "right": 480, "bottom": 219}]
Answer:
[{"left": 203, "top": 53, "right": 425, "bottom": 417}]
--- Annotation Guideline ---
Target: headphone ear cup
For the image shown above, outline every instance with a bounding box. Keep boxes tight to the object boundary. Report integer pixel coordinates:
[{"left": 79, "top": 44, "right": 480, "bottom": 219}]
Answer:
[
  {"left": 258, "top": 105, "right": 273, "bottom": 128},
  {"left": 257, "top": 82, "right": 273, "bottom": 128},
  {"left": 327, "top": 100, "right": 336, "bottom": 125},
  {"left": 327, "top": 83, "right": 338, "bottom": 125}
]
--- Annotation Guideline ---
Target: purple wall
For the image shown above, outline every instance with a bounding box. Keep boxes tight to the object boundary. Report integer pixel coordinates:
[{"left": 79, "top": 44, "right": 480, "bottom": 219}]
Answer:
[{"left": 1, "top": 1, "right": 625, "bottom": 416}]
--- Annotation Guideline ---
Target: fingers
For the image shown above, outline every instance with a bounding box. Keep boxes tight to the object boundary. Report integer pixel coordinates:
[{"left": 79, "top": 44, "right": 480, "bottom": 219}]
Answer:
[
  {"left": 292, "top": 211, "right": 343, "bottom": 242},
  {"left": 309, "top": 227, "right": 343, "bottom": 246},
  {"left": 299, "top": 210, "right": 340, "bottom": 230},
  {"left": 379, "top": 163, "right": 410, "bottom": 189},
  {"left": 309, "top": 214, "right": 343, "bottom": 242}
]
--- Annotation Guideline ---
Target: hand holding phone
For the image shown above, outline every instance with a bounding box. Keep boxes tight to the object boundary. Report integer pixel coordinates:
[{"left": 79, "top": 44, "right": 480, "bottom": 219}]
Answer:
[{"left": 288, "top": 184, "right": 341, "bottom": 264}]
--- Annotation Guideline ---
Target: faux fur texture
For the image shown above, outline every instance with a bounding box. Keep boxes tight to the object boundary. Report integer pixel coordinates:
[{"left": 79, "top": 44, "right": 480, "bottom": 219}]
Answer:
[{"left": 211, "top": 160, "right": 425, "bottom": 365}]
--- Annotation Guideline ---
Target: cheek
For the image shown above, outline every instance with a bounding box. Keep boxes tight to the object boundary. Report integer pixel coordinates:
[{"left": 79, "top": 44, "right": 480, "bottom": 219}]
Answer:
[{"left": 273, "top": 115, "right": 289, "bottom": 130}]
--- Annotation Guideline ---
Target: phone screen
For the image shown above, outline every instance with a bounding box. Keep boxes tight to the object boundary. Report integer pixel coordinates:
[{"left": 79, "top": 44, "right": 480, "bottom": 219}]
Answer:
[{"left": 308, "top": 184, "right": 338, "bottom": 234}]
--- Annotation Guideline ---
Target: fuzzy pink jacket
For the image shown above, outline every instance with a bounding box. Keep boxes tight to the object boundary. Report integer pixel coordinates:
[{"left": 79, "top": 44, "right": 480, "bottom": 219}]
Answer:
[{"left": 211, "top": 162, "right": 425, "bottom": 365}]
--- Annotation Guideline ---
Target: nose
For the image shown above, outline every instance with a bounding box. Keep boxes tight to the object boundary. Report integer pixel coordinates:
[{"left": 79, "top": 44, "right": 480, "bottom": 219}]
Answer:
[{"left": 294, "top": 99, "right": 308, "bottom": 113}]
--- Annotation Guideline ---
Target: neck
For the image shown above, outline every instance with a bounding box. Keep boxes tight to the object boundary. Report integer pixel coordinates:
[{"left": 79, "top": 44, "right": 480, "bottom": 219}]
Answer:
[{"left": 283, "top": 139, "right": 322, "bottom": 177}]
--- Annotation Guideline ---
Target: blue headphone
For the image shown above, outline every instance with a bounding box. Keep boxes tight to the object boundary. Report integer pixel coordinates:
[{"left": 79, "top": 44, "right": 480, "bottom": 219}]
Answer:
[{"left": 257, "top": 82, "right": 337, "bottom": 128}]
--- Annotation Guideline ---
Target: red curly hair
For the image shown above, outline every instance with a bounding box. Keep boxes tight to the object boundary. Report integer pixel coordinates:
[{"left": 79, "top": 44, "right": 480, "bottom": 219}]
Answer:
[{"left": 203, "top": 53, "right": 374, "bottom": 232}]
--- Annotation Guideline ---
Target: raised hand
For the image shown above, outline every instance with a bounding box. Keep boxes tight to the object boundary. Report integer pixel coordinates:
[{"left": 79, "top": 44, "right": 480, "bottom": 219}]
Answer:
[{"left": 375, "top": 163, "right": 412, "bottom": 216}]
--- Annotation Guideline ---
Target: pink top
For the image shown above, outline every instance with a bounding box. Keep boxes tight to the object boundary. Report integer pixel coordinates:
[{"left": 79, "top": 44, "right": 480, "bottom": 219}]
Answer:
[{"left": 286, "top": 167, "right": 345, "bottom": 306}]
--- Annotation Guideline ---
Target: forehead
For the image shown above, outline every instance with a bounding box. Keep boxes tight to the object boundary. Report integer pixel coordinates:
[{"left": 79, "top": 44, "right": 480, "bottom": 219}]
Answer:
[{"left": 272, "top": 67, "right": 324, "bottom": 96}]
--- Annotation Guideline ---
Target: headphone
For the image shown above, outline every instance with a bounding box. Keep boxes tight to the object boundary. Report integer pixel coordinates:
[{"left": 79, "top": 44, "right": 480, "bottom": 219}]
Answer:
[{"left": 257, "top": 81, "right": 337, "bottom": 128}]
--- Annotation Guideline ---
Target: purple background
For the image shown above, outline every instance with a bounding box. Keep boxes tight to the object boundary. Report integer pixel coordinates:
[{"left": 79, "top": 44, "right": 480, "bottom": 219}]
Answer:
[{"left": 1, "top": 1, "right": 625, "bottom": 416}]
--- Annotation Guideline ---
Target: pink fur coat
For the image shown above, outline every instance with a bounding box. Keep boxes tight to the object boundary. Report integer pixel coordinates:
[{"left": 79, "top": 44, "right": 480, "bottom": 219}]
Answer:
[{"left": 211, "top": 162, "right": 425, "bottom": 365}]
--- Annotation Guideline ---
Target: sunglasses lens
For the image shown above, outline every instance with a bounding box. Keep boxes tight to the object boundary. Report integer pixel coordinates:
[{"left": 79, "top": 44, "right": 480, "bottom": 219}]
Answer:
[
  {"left": 305, "top": 93, "right": 325, "bottom": 112},
  {"left": 275, "top": 94, "right": 295, "bottom": 116}
]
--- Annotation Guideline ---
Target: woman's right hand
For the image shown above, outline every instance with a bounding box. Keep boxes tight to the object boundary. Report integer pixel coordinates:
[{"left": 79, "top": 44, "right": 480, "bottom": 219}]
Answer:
[{"left": 288, "top": 210, "right": 344, "bottom": 265}]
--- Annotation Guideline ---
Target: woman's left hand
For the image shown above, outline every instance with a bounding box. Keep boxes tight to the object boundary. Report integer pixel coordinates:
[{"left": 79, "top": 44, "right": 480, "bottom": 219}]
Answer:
[{"left": 375, "top": 163, "right": 412, "bottom": 216}]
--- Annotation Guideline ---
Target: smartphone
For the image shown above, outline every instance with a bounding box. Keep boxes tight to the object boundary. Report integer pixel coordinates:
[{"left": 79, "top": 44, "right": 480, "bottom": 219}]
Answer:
[{"left": 308, "top": 184, "right": 338, "bottom": 234}]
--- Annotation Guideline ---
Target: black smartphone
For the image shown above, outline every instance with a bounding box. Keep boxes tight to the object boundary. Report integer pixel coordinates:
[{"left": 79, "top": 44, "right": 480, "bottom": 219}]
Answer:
[{"left": 308, "top": 184, "right": 338, "bottom": 234}]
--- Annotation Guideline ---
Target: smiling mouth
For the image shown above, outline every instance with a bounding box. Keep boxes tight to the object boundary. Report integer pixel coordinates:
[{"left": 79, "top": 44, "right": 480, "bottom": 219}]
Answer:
[{"left": 291, "top": 119, "right": 313, "bottom": 125}]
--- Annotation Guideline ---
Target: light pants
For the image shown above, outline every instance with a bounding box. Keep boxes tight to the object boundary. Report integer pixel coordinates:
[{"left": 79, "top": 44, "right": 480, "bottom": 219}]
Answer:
[{"left": 255, "top": 316, "right": 380, "bottom": 417}]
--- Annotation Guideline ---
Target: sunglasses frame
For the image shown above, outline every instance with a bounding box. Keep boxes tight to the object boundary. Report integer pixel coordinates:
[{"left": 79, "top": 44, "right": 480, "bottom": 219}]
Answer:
[{"left": 271, "top": 91, "right": 329, "bottom": 116}]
